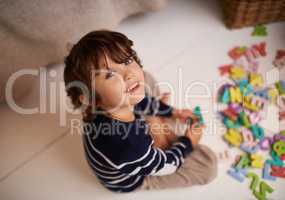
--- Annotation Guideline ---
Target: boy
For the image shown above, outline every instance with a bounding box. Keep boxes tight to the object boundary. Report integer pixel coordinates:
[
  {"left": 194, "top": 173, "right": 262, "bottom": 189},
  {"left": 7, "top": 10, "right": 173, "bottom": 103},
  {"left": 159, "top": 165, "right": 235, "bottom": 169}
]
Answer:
[{"left": 64, "top": 30, "right": 217, "bottom": 193}]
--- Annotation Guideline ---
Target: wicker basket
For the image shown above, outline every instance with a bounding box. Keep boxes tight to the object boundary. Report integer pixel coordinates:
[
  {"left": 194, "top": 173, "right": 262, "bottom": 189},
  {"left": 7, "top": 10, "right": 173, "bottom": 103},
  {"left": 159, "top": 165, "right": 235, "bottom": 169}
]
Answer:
[{"left": 222, "top": 0, "right": 285, "bottom": 29}]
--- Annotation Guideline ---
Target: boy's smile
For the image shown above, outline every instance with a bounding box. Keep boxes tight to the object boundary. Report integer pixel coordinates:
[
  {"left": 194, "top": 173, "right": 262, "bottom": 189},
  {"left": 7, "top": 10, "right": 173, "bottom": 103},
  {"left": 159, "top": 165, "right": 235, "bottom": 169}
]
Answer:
[{"left": 126, "top": 81, "right": 141, "bottom": 93}]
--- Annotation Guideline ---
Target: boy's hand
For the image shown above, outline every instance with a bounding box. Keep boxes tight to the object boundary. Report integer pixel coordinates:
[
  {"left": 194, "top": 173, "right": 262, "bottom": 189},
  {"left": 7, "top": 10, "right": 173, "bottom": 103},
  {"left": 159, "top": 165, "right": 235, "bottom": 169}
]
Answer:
[
  {"left": 159, "top": 93, "right": 198, "bottom": 124},
  {"left": 172, "top": 108, "right": 198, "bottom": 123},
  {"left": 185, "top": 122, "right": 205, "bottom": 147}
]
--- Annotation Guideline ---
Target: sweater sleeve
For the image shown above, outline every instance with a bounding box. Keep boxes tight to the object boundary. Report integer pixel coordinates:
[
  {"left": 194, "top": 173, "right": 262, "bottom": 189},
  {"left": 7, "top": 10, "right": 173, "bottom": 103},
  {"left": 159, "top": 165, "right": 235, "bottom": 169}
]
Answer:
[
  {"left": 118, "top": 136, "right": 193, "bottom": 176},
  {"left": 134, "top": 93, "right": 173, "bottom": 117}
]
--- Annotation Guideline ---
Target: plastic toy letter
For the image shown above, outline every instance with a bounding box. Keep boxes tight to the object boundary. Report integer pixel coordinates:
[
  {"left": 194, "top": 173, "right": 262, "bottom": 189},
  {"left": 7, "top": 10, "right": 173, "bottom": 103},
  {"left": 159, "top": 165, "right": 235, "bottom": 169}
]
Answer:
[{"left": 224, "top": 129, "right": 243, "bottom": 147}]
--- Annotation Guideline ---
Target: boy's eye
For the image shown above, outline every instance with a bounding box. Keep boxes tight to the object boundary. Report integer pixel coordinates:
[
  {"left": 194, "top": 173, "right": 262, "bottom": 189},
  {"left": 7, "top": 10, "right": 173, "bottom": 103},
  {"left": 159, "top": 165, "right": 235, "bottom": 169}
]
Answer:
[{"left": 105, "top": 70, "right": 115, "bottom": 79}]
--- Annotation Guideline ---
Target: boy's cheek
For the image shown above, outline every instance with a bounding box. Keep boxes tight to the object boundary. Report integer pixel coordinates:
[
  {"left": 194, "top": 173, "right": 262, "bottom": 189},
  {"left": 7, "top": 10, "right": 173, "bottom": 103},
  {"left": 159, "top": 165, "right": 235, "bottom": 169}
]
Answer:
[{"left": 98, "top": 86, "right": 123, "bottom": 103}]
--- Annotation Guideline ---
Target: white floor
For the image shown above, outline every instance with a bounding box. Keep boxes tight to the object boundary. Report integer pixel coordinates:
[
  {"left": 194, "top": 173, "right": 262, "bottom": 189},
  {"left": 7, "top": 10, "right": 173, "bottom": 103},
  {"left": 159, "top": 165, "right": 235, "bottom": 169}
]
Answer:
[{"left": 1, "top": 0, "right": 285, "bottom": 199}]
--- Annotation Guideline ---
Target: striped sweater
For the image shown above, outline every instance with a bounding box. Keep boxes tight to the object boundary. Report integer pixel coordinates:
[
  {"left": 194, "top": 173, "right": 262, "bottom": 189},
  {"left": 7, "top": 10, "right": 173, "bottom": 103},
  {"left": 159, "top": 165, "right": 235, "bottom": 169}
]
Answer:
[{"left": 82, "top": 94, "right": 193, "bottom": 192}]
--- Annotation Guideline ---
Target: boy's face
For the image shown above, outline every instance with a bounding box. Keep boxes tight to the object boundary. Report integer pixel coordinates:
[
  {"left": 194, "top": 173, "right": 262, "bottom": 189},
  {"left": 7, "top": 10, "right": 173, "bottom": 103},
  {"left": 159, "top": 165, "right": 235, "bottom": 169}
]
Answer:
[{"left": 92, "top": 54, "right": 145, "bottom": 112}]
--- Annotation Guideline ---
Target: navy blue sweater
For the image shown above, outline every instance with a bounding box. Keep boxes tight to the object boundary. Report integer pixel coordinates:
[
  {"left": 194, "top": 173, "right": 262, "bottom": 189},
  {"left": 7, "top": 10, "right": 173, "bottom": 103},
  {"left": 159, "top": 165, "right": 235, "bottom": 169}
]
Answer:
[{"left": 82, "top": 94, "right": 193, "bottom": 192}]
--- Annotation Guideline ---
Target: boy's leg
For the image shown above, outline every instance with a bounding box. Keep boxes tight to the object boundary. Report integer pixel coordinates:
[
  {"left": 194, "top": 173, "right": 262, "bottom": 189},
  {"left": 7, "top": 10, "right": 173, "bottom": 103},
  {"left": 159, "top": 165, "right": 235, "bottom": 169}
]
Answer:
[{"left": 138, "top": 144, "right": 218, "bottom": 190}]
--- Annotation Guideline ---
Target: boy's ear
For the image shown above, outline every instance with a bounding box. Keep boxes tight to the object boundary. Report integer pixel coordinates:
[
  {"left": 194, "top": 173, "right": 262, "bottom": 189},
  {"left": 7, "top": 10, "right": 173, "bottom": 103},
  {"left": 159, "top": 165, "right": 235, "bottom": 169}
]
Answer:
[
  {"left": 80, "top": 94, "right": 102, "bottom": 107},
  {"left": 79, "top": 94, "right": 89, "bottom": 105}
]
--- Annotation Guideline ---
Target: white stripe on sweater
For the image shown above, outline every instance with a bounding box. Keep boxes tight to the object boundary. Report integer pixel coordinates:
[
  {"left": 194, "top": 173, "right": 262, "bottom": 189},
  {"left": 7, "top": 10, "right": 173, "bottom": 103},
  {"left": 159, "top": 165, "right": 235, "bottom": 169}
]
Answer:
[
  {"left": 126, "top": 148, "right": 158, "bottom": 175},
  {"left": 104, "top": 176, "right": 142, "bottom": 189},
  {"left": 86, "top": 132, "right": 153, "bottom": 169}
]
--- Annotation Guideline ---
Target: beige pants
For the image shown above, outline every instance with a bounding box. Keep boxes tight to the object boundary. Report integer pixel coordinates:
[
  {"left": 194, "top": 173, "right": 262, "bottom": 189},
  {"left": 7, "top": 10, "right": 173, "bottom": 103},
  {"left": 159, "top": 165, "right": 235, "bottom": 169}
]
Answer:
[
  {"left": 139, "top": 71, "right": 218, "bottom": 190},
  {"left": 137, "top": 144, "right": 217, "bottom": 190}
]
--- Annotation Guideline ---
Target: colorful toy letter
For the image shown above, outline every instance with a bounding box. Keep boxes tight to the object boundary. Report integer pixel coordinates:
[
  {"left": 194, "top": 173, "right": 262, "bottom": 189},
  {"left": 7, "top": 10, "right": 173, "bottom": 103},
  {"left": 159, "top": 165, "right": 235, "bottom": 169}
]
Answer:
[
  {"left": 259, "top": 137, "right": 273, "bottom": 151},
  {"left": 241, "top": 143, "right": 259, "bottom": 154},
  {"left": 228, "top": 47, "right": 244, "bottom": 60},
  {"left": 251, "top": 154, "right": 264, "bottom": 168},
  {"left": 266, "top": 151, "right": 284, "bottom": 167},
  {"left": 222, "top": 107, "right": 239, "bottom": 121},
  {"left": 236, "top": 154, "right": 251, "bottom": 169},
  {"left": 228, "top": 167, "right": 248, "bottom": 182},
  {"left": 272, "top": 140, "right": 285, "bottom": 157},
  {"left": 224, "top": 129, "right": 243, "bottom": 147},
  {"left": 193, "top": 106, "right": 204, "bottom": 125},
  {"left": 249, "top": 112, "right": 262, "bottom": 124},
  {"left": 243, "top": 96, "right": 259, "bottom": 112},
  {"left": 221, "top": 87, "right": 230, "bottom": 104},
  {"left": 230, "top": 87, "right": 242, "bottom": 104},
  {"left": 273, "top": 49, "right": 285, "bottom": 69},
  {"left": 239, "top": 111, "right": 251, "bottom": 128},
  {"left": 252, "top": 25, "right": 268, "bottom": 37},
  {"left": 271, "top": 166, "right": 285, "bottom": 178},
  {"left": 262, "top": 163, "right": 276, "bottom": 181},
  {"left": 219, "top": 65, "right": 232, "bottom": 76},
  {"left": 251, "top": 125, "right": 265, "bottom": 140},
  {"left": 250, "top": 73, "right": 264, "bottom": 88},
  {"left": 268, "top": 87, "right": 278, "bottom": 104},
  {"left": 275, "top": 81, "right": 285, "bottom": 95},
  {"left": 230, "top": 67, "right": 246, "bottom": 80},
  {"left": 253, "top": 181, "right": 274, "bottom": 200}
]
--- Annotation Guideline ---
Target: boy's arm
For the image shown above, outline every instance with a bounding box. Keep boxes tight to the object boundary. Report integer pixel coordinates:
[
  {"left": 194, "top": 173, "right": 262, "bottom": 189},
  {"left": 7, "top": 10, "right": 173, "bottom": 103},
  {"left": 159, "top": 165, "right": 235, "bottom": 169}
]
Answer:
[
  {"left": 119, "top": 136, "right": 193, "bottom": 176},
  {"left": 84, "top": 118, "right": 193, "bottom": 177},
  {"left": 134, "top": 93, "right": 173, "bottom": 117}
]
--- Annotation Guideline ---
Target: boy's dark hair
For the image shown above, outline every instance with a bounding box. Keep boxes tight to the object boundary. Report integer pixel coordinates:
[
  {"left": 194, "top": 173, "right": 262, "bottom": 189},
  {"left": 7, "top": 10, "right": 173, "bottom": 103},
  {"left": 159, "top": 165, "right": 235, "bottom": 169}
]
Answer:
[{"left": 64, "top": 30, "right": 143, "bottom": 122}]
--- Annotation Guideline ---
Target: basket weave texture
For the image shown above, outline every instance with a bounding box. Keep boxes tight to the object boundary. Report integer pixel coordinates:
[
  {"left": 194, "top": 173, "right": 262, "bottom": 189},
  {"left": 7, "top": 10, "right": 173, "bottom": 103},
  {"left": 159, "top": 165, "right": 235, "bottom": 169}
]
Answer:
[{"left": 222, "top": 0, "right": 285, "bottom": 29}]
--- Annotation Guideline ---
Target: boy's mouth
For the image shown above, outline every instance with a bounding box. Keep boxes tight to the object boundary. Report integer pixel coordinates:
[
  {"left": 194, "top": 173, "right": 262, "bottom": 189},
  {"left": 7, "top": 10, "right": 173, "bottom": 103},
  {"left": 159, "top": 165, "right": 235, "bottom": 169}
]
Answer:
[{"left": 126, "top": 81, "right": 140, "bottom": 93}]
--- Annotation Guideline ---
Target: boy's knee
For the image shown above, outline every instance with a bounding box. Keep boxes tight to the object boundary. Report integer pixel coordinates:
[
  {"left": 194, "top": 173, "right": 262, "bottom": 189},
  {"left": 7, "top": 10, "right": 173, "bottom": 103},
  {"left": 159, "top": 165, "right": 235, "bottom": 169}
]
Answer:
[{"left": 196, "top": 144, "right": 218, "bottom": 184}]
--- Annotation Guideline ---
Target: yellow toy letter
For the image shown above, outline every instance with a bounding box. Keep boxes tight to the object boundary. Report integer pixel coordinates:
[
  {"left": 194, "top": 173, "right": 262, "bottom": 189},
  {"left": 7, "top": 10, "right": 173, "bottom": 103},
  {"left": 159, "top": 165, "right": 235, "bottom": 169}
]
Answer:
[
  {"left": 224, "top": 129, "right": 243, "bottom": 147},
  {"left": 230, "top": 87, "right": 242, "bottom": 104}
]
